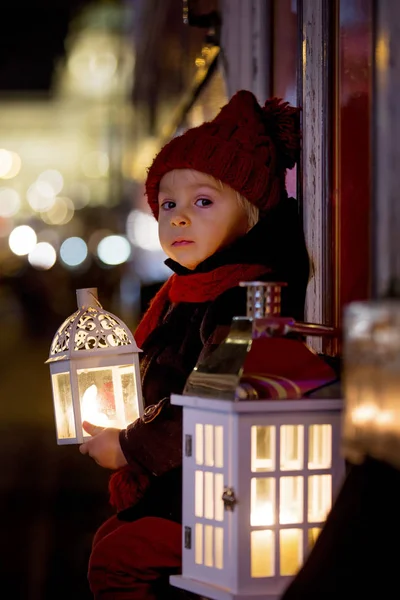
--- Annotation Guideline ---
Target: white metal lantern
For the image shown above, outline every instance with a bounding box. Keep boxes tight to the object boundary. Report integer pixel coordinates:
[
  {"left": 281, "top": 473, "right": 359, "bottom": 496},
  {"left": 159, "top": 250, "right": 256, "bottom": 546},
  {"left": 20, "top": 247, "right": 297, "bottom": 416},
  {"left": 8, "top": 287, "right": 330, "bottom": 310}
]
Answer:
[
  {"left": 170, "top": 281, "right": 344, "bottom": 600},
  {"left": 170, "top": 394, "right": 344, "bottom": 600},
  {"left": 46, "top": 287, "right": 143, "bottom": 444}
]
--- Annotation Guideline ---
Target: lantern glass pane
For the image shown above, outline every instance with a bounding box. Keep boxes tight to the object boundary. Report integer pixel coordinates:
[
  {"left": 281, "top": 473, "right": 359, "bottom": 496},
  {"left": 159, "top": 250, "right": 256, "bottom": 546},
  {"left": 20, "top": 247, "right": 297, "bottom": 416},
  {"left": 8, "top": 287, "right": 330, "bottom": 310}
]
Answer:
[
  {"left": 251, "top": 477, "right": 275, "bottom": 526},
  {"left": 214, "top": 425, "right": 224, "bottom": 468},
  {"left": 308, "top": 527, "right": 322, "bottom": 549},
  {"left": 279, "top": 477, "right": 304, "bottom": 524},
  {"left": 52, "top": 372, "right": 76, "bottom": 439},
  {"left": 204, "top": 525, "right": 213, "bottom": 567},
  {"left": 251, "top": 425, "right": 275, "bottom": 472},
  {"left": 280, "top": 425, "right": 304, "bottom": 470},
  {"left": 280, "top": 529, "right": 303, "bottom": 575},
  {"left": 251, "top": 530, "right": 274, "bottom": 577},
  {"left": 195, "top": 470, "right": 204, "bottom": 517},
  {"left": 204, "top": 472, "right": 214, "bottom": 520},
  {"left": 308, "top": 424, "right": 332, "bottom": 469},
  {"left": 195, "top": 523, "right": 203, "bottom": 565},
  {"left": 308, "top": 474, "right": 332, "bottom": 522},
  {"left": 214, "top": 473, "right": 224, "bottom": 521},
  {"left": 77, "top": 364, "right": 139, "bottom": 430},
  {"left": 196, "top": 424, "right": 204, "bottom": 465},
  {"left": 214, "top": 527, "right": 223, "bottom": 569},
  {"left": 204, "top": 424, "right": 214, "bottom": 466}
]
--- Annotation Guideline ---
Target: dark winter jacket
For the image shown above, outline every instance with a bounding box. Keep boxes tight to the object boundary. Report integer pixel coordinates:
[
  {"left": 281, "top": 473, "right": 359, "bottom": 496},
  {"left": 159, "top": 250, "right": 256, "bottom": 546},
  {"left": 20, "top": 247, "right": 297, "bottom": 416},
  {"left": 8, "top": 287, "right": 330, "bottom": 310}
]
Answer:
[{"left": 118, "top": 196, "right": 309, "bottom": 523}]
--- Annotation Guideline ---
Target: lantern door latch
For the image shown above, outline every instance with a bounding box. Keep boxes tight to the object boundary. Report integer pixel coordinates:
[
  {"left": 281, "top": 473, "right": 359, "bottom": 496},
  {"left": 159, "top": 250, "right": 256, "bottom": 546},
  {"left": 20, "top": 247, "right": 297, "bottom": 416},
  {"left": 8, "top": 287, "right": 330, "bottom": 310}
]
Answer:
[
  {"left": 222, "top": 487, "right": 237, "bottom": 511},
  {"left": 185, "top": 434, "right": 192, "bottom": 457},
  {"left": 184, "top": 526, "right": 192, "bottom": 549}
]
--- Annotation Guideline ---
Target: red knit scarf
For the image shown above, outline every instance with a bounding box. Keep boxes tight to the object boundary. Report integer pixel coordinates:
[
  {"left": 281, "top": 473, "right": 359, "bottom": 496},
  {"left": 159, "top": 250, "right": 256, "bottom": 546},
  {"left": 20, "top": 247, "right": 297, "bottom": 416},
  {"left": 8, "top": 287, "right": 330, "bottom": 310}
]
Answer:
[
  {"left": 109, "top": 262, "right": 271, "bottom": 513},
  {"left": 134, "top": 262, "right": 271, "bottom": 347}
]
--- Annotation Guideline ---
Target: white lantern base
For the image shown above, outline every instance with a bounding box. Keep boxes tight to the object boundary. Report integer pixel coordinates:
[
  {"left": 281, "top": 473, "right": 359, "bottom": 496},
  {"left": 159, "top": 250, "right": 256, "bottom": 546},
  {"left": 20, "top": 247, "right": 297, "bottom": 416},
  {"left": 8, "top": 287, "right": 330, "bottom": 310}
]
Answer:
[{"left": 170, "top": 576, "right": 282, "bottom": 600}]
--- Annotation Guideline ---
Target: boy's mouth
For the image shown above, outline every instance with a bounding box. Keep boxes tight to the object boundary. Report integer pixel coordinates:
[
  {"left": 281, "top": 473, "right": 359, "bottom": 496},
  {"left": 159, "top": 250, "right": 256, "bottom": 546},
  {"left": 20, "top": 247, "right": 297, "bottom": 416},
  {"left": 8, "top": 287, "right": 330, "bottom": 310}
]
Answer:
[{"left": 172, "top": 239, "right": 194, "bottom": 246}]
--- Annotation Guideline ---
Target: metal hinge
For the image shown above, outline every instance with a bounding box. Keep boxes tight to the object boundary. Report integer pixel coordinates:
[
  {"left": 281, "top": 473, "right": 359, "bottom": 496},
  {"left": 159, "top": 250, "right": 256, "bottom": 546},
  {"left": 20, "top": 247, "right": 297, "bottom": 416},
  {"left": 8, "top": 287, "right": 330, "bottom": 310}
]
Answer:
[
  {"left": 185, "top": 434, "right": 192, "bottom": 457},
  {"left": 184, "top": 526, "right": 192, "bottom": 549}
]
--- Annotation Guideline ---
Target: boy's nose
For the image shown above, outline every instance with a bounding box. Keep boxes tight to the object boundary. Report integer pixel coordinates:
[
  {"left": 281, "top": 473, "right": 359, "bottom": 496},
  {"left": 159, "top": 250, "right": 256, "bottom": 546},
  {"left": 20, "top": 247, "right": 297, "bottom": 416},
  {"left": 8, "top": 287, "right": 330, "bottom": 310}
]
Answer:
[{"left": 171, "top": 214, "right": 190, "bottom": 227}]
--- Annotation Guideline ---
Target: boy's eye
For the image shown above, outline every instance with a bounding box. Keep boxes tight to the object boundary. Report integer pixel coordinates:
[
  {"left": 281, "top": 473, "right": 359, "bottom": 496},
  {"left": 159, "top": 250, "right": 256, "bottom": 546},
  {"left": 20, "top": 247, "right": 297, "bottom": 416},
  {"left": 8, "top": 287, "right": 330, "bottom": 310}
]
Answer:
[
  {"left": 160, "top": 200, "right": 176, "bottom": 210},
  {"left": 195, "top": 198, "right": 212, "bottom": 207}
]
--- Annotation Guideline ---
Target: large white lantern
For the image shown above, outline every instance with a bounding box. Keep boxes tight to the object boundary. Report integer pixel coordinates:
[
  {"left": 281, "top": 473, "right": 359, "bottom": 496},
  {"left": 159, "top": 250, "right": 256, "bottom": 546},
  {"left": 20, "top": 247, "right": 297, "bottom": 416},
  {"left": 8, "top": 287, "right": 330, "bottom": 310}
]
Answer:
[
  {"left": 170, "top": 395, "right": 343, "bottom": 600},
  {"left": 170, "top": 282, "right": 344, "bottom": 600},
  {"left": 46, "top": 287, "right": 143, "bottom": 444}
]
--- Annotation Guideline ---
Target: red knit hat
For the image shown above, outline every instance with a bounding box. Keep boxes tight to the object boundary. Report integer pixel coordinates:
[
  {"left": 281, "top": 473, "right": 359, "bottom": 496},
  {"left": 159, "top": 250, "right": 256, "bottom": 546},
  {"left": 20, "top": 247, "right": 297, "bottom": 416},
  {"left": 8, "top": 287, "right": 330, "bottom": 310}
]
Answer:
[{"left": 145, "top": 90, "right": 300, "bottom": 219}]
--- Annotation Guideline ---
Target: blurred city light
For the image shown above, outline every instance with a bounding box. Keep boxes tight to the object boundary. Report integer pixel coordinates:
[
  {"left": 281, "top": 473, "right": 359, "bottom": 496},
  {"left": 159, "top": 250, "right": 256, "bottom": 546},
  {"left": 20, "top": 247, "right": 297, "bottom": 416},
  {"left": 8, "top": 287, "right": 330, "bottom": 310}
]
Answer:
[
  {"left": 81, "top": 151, "right": 109, "bottom": 178},
  {"left": 27, "top": 182, "right": 56, "bottom": 212},
  {"left": 9, "top": 225, "right": 37, "bottom": 256},
  {"left": 0, "top": 188, "right": 21, "bottom": 218},
  {"left": 97, "top": 234, "right": 131, "bottom": 265},
  {"left": 37, "top": 169, "right": 64, "bottom": 195},
  {"left": 126, "top": 209, "right": 161, "bottom": 251},
  {"left": 60, "top": 236, "right": 88, "bottom": 267},
  {"left": 28, "top": 242, "right": 57, "bottom": 270},
  {"left": 41, "top": 196, "right": 75, "bottom": 225},
  {"left": 0, "top": 150, "right": 21, "bottom": 179},
  {"left": 67, "top": 181, "right": 91, "bottom": 209}
]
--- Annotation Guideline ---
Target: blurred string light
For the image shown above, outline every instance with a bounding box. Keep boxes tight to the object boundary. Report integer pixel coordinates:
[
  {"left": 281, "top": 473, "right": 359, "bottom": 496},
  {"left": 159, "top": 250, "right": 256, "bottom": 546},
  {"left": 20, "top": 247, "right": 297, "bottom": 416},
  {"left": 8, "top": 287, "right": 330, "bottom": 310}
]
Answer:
[
  {"left": 0, "top": 188, "right": 21, "bottom": 218},
  {"left": 0, "top": 149, "right": 21, "bottom": 179},
  {"left": 9, "top": 225, "right": 37, "bottom": 256},
  {"left": 97, "top": 235, "right": 131, "bottom": 265},
  {"left": 28, "top": 242, "right": 57, "bottom": 270},
  {"left": 40, "top": 197, "right": 75, "bottom": 225},
  {"left": 126, "top": 209, "right": 161, "bottom": 251},
  {"left": 81, "top": 151, "right": 109, "bottom": 178},
  {"left": 60, "top": 237, "right": 88, "bottom": 267}
]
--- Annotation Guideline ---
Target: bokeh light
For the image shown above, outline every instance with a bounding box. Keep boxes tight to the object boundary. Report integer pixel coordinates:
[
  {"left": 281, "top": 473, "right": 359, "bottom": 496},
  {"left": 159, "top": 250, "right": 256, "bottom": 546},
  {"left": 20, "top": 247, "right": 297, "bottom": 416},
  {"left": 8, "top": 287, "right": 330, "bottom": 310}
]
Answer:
[
  {"left": 97, "top": 235, "right": 131, "bottom": 265},
  {"left": 9, "top": 225, "right": 37, "bottom": 256},
  {"left": 81, "top": 151, "right": 109, "bottom": 178},
  {"left": 28, "top": 242, "right": 57, "bottom": 270},
  {"left": 37, "top": 169, "right": 64, "bottom": 196},
  {"left": 40, "top": 196, "right": 75, "bottom": 225},
  {"left": 126, "top": 209, "right": 161, "bottom": 251},
  {"left": 0, "top": 150, "right": 21, "bottom": 179},
  {"left": 68, "top": 181, "right": 91, "bottom": 209},
  {"left": 27, "top": 182, "right": 56, "bottom": 212},
  {"left": 0, "top": 188, "right": 21, "bottom": 218},
  {"left": 60, "top": 237, "right": 88, "bottom": 267}
]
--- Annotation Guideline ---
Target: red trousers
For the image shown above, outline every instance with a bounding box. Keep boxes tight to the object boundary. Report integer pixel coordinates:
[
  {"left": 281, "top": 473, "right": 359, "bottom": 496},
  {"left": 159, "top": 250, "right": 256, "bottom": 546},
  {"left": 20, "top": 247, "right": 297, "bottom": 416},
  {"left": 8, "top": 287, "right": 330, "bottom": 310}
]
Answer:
[{"left": 89, "top": 515, "right": 182, "bottom": 599}]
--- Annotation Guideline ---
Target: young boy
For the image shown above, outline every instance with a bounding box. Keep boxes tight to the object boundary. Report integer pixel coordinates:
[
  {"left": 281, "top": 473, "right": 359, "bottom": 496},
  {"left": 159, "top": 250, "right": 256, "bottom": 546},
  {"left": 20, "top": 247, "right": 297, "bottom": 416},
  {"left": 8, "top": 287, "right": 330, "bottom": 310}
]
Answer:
[{"left": 79, "top": 90, "right": 309, "bottom": 599}]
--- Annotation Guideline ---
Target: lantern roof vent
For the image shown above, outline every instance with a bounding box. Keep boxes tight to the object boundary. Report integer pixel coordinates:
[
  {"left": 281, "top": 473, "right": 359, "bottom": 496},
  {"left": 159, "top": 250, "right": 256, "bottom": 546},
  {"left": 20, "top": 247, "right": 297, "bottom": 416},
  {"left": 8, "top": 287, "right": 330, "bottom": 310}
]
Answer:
[{"left": 46, "top": 288, "right": 140, "bottom": 363}]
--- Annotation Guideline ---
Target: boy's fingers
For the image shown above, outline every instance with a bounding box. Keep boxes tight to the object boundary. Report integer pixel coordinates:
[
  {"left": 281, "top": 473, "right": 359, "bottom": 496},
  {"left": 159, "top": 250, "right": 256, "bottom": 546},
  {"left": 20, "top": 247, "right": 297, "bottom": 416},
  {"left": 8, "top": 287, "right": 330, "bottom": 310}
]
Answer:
[
  {"left": 82, "top": 421, "right": 104, "bottom": 436},
  {"left": 79, "top": 443, "right": 89, "bottom": 455}
]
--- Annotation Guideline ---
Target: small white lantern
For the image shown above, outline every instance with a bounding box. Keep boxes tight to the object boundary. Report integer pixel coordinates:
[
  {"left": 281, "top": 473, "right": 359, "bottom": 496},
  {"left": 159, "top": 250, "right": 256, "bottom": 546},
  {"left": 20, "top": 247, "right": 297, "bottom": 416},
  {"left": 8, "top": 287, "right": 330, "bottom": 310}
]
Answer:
[
  {"left": 170, "top": 395, "right": 343, "bottom": 600},
  {"left": 170, "top": 282, "right": 344, "bottom": 600},
  {"left": 46, "top": 287, "right": 143, "bottom": 444}
]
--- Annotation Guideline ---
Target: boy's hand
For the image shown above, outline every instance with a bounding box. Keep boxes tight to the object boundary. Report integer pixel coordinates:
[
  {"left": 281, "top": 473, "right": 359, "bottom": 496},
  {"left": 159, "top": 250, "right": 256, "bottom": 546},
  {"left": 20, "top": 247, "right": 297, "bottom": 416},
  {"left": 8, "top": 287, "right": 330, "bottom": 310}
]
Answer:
[{"left": 79, "top": 421, "right": 128, "bottom": 470}]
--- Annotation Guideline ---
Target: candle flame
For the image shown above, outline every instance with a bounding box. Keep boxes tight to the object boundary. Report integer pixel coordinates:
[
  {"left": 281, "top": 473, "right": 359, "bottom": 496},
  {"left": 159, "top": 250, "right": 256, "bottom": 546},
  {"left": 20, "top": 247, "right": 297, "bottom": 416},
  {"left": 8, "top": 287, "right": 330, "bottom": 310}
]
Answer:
[{"left": 81, "top": 384, "right": 110, "bottom": 427}]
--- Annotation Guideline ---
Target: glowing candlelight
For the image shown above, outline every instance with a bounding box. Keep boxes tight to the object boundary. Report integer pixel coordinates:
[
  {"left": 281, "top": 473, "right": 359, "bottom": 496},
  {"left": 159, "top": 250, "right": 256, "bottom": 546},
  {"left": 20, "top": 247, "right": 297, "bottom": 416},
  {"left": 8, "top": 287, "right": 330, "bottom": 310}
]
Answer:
[{"left": 81, "top": 384, "right": 110, "bottom": 427}]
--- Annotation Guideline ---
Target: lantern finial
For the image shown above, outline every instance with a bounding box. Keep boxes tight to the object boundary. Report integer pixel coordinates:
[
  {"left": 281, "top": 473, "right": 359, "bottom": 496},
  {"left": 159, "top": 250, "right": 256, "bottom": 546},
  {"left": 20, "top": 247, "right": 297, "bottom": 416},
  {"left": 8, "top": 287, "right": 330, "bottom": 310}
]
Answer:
[{"left": 76, "top": 288, "right": 101, "bottom": 310}]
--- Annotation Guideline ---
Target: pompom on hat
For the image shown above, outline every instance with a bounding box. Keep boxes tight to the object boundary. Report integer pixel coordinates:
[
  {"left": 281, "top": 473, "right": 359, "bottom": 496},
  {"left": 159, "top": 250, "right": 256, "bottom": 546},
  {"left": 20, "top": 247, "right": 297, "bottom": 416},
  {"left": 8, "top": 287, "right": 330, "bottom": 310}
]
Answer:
[{"left": 145, "top": 90, "right": 301, "bottom": 219}]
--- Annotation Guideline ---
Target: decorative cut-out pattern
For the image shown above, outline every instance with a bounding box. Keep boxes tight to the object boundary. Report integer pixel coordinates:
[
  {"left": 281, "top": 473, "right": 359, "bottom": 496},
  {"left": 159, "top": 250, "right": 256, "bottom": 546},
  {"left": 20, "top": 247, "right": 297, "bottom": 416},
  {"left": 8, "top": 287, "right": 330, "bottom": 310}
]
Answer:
[{"left": 50, "top": 307, "right": 132, "bottom": 356}]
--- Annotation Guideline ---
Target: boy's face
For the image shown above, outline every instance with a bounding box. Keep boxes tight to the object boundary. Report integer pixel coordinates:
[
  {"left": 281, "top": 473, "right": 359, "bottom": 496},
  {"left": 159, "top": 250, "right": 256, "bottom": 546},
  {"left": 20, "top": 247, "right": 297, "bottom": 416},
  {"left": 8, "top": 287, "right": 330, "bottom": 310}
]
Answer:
[{"left": 158, "top": 169, "right": 248, "bottom": 270}]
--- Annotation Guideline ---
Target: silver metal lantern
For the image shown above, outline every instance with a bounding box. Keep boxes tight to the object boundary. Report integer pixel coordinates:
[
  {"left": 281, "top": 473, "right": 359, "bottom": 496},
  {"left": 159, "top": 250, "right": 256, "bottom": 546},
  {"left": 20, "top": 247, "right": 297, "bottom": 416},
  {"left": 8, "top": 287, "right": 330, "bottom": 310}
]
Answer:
[{"left": 46, "top": 287, "right": 143, "bottom": 444}]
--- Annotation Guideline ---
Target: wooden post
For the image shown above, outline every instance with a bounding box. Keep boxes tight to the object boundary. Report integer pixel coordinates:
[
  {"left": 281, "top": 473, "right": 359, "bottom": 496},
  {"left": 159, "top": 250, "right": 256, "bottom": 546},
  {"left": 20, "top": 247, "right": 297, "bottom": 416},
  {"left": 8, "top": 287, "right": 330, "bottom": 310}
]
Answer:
[{"left": 373, "top": 0, "right": 400, "bottom": 298}]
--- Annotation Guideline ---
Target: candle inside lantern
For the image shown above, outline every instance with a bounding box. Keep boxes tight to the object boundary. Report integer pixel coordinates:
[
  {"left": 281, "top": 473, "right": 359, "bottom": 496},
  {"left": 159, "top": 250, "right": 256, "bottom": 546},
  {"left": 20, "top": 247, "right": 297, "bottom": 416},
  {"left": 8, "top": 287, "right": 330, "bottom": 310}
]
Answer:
[
  {"left": 280, "top": 529, "right": 302, "bottom": 575},
  {"left": 81, "top": 384, "right": 111, "bottom": 427}
]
